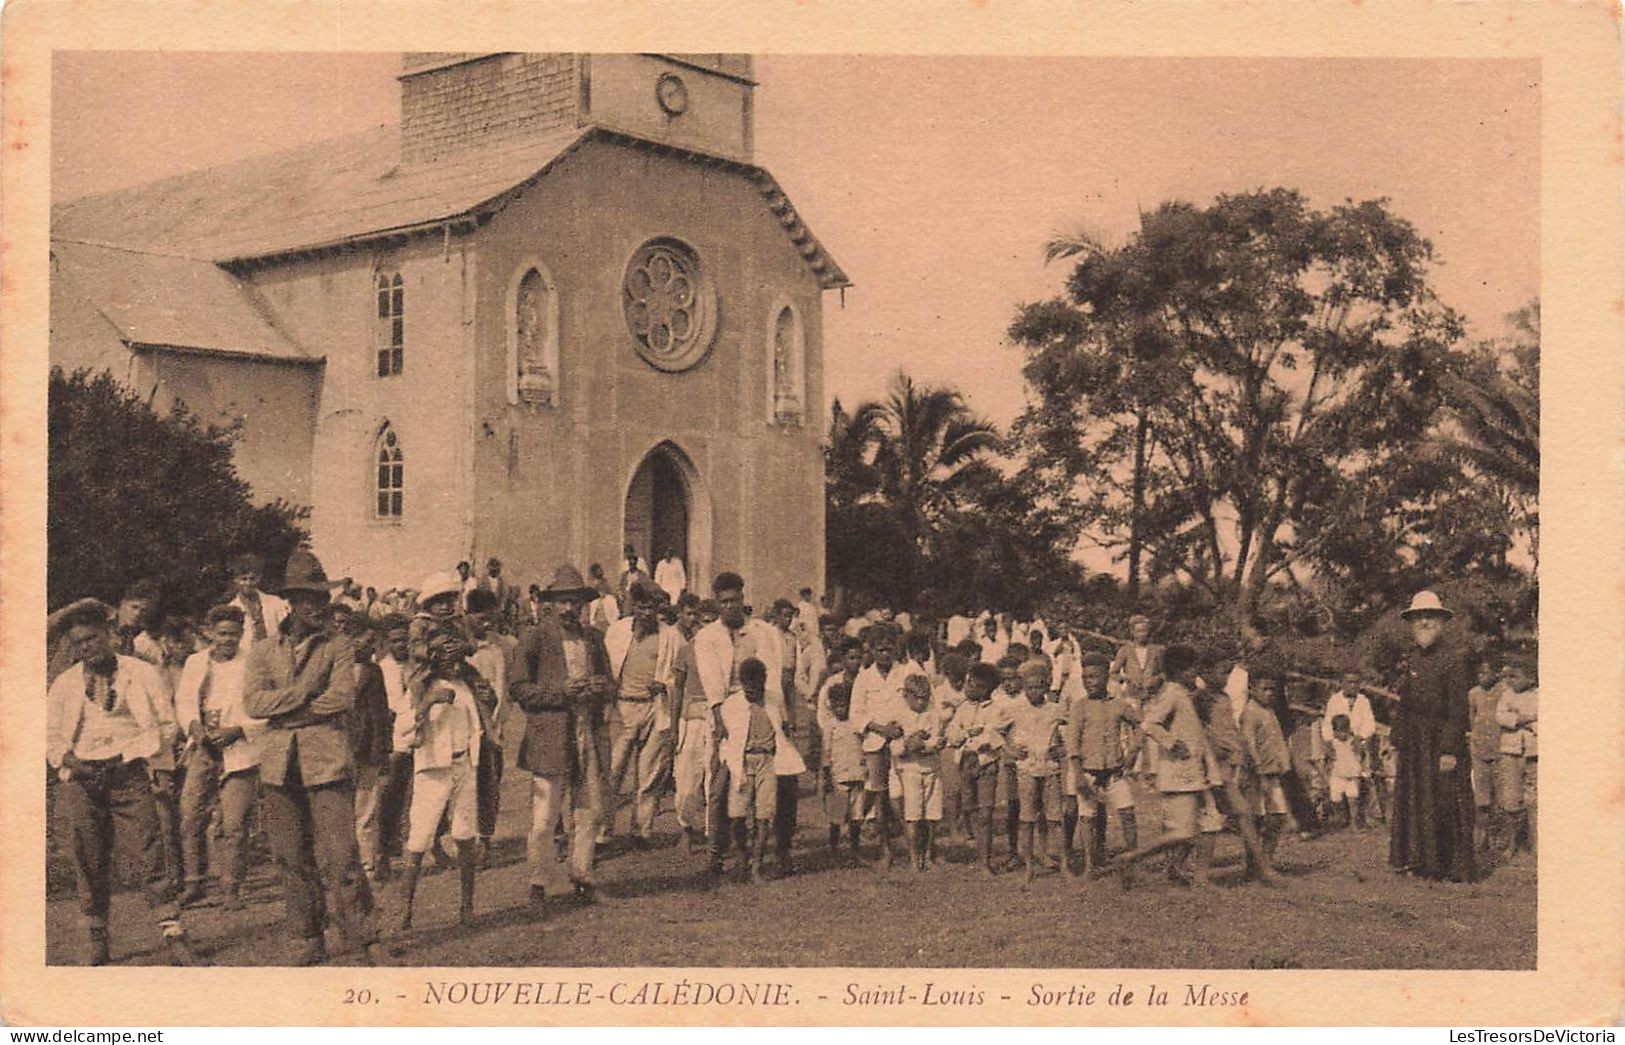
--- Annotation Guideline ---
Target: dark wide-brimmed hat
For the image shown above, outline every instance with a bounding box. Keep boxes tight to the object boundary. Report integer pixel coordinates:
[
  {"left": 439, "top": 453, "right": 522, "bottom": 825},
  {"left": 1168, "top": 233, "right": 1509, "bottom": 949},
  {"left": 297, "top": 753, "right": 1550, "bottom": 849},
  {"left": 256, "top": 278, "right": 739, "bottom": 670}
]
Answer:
[
  {"left": 48, "top": 597, "right": 113, "bottom": 637},
  {"left": 280, "top": 550, "right": 332, "bottom": 596},
  {"left": 539, "top": 564, "right": 596, "bottom": 602}
]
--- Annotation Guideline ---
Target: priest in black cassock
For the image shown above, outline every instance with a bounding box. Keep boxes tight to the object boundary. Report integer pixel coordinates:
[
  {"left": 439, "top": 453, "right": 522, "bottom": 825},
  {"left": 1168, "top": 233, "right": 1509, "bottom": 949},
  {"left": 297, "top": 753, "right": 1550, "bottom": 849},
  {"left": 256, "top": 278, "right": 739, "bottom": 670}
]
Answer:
[{"left": 1388, "top": 590, "right": 1478, "bottom": 882}]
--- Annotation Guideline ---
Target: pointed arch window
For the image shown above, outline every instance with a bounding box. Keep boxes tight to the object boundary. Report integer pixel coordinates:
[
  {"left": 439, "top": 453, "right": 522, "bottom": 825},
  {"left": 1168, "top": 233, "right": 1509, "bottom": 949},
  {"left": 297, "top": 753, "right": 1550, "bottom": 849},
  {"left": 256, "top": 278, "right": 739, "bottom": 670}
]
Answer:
[
  {"left": 768, "top": 299, "right": 806, "bottom": 425},
  {"left": 375, "top": 424, "right": 404, "bottom": 518},
  {"left": 375, "top": 272, "right": 404, "bottom": 377},
  {"left": 507, "top": 262, "right": 560, "bottom": 407}
]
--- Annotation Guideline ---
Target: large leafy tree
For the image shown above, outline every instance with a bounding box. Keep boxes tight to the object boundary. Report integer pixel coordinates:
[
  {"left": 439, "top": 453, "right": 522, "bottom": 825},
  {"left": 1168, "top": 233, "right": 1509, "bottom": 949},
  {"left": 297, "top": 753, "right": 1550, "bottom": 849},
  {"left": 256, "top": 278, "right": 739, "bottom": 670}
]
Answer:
[
  {"left": 49, "top": 367, "right": 308, "bottom": 615},
  {"left": 1011, "top": 189, "right": 1471, "bottom": 628}
]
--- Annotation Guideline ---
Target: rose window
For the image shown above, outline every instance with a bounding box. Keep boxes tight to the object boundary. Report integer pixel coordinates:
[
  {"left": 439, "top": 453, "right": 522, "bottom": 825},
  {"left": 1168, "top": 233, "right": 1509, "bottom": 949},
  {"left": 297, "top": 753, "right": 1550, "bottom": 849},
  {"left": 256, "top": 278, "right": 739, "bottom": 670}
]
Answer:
[{"left": 622, "top": 239, "right": 715, "bottom": 372}]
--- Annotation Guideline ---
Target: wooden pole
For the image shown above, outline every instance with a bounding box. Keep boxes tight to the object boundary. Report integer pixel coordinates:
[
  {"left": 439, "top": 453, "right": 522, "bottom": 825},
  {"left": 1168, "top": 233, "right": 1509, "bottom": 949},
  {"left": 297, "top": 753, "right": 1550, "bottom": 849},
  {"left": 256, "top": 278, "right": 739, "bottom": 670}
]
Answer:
[{"left": 1065, "top": 625, "right": 1403, "bottom": 704}]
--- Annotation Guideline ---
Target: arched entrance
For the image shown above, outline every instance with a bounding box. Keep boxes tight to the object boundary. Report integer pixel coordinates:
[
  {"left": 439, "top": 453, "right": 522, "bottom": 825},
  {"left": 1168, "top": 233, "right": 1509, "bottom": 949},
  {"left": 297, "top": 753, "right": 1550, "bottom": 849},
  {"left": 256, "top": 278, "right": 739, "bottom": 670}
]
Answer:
[{"left": 623, "top": 441, "right": 711, "bottom": 592}]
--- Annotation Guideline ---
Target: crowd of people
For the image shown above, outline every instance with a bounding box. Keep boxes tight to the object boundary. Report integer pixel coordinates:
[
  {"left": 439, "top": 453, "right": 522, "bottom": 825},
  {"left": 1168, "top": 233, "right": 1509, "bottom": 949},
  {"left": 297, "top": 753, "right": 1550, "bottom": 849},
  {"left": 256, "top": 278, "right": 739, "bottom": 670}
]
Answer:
[{"left": 44, "top": 546, "right": 1538, "bottom": 967}]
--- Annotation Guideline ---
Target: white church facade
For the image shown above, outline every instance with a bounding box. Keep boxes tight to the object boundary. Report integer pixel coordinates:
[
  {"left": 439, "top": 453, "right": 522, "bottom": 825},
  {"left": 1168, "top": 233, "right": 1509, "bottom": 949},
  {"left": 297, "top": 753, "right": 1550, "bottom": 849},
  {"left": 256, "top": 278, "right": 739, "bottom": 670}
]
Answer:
[{"left": 51, "top": 53, "right": 846, "bottom": 597}]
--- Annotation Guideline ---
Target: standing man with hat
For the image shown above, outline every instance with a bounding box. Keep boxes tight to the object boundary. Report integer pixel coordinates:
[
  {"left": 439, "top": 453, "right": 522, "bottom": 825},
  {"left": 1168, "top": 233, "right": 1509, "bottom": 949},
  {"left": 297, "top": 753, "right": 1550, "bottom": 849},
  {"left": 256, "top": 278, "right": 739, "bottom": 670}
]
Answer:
[
  {"left": 510, "top": 564, "right": 614, "bottom": 914},
  {"left": 1389, "top": 590, "right": 1477, "bottom": 882},
  {"left": 242, "top": 550, "right": 384, "bottom": 965},
  {"left": 47, "top": 598, "right": 202, "bottom": 965}
]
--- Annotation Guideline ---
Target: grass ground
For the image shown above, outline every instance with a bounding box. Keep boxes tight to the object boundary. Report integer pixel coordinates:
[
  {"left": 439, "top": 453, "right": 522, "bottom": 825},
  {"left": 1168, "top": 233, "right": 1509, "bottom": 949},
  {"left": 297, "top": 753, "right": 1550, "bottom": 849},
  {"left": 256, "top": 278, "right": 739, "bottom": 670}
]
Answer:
[{"left": 46, "top": 764, "right": 1535, "bottom": 969}]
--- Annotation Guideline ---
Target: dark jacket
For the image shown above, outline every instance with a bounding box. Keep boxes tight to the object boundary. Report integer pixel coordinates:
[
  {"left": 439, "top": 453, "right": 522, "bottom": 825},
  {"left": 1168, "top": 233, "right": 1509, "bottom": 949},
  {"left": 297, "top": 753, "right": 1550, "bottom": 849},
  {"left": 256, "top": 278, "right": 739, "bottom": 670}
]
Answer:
[
  {"left": 243, "top": 623, "right": 357, "bottom": 788},
  {"left": 347, "top": 660, "right": 394, "bottom": 769},
  {"left": 510, "top": 616, "right": 612, "bottom": 792}
]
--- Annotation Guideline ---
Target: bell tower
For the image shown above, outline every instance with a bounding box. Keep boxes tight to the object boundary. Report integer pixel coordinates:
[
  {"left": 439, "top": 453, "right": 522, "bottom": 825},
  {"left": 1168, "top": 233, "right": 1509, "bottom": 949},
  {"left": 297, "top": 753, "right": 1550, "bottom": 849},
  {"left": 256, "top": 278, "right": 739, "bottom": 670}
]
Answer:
[
  {"left": 580, "top": 54, "right": 755, "bottom": 162},
  {"left": 398, "top": 52, "right": 755, "bottom": 166}
]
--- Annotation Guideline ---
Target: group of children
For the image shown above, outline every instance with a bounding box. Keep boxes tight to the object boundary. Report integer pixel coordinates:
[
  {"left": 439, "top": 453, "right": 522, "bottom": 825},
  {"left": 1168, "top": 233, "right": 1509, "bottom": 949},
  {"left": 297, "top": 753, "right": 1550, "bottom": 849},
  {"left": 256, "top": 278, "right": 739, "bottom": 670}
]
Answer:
[{"left": 800, "top": 622, "right": 1330, "bottom": 889}]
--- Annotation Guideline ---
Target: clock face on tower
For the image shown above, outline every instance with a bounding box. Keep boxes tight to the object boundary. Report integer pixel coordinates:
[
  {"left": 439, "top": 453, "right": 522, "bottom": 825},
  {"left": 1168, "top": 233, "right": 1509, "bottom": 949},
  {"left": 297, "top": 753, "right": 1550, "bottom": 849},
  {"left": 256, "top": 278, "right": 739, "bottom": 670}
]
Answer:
[{"left": 655, "top": 73, "right": 689, "bottom": 116}]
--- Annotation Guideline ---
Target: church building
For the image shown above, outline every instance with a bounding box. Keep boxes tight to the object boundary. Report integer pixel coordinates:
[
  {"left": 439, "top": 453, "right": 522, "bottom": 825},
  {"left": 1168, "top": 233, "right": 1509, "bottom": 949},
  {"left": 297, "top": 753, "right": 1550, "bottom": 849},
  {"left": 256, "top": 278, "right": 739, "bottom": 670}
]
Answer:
[{"left": 51, "top": 53, "right": 846, "bottom": 597}]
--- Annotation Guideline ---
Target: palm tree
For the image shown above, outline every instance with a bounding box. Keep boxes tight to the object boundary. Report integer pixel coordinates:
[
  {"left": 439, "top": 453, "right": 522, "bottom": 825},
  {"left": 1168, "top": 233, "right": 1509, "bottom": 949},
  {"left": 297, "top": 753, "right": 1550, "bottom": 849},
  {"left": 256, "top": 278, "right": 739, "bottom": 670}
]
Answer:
[
  {"left": 1427, "top": 302, "right": 1539, "bottom": 570},
  {"left": 824, "top": 397, "right": 890, "bottom": 509},
  {"left": 867, "top": 371, "right": 1002, "bottom": 567}
]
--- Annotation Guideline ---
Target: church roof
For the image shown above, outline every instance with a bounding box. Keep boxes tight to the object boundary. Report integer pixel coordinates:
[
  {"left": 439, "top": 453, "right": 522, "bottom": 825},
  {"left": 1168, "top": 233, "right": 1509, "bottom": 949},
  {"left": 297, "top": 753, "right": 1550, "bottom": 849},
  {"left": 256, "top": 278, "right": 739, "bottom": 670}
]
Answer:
[
  {"left": 52, "top": 239, "right": 312, "bottom": 362},
  {"left": 52, "top": 124, "right": 849, "bottom": 289}
]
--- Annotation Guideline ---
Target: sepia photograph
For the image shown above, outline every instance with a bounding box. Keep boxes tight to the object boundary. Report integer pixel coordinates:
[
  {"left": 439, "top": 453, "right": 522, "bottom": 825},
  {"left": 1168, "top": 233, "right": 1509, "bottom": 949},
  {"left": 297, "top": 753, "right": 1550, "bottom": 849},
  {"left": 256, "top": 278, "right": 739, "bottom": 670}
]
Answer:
[
  {"left": 3, "top": 1, "right": 1621, "bottom": 1027},
  {"left": 39, "top": 48, "right": 1542, "bottom": 971}
]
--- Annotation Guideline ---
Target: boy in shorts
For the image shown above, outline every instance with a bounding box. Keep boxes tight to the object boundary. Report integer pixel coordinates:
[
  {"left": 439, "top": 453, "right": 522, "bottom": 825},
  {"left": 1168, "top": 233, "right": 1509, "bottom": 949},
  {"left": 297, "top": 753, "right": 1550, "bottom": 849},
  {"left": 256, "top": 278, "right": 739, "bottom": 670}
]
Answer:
[
  {"left": 728, "top": 658, "right": 779, "bottom": 882},
  {"left": 1239, "top": 670, "right": 1294, "bottom": 874},
  {"left": 893, "top": 674, "right": 944, "bottom": 870},
  {"left": 850, "top": 627, "right": 908, "bottom": 870},
  {"left": 1066, "top": 651, "right": 1141, "bottom": 876},
  {"left": 948, "top": 662, "right": 1010, "bottom": 874},
  {"left": 1324, "top": 713, "right": 1367, "bottom": 830},
  {"left": 397, "top": 627, "right": 491, "bottom": 931},
  {"left": 1006, "top": 659, "right": 1067, "bottom": 883},
  {"left": 818, "top": 669, "right": 867, "bottom": 859},
  {"left": 1116, "top": 645, "right": 1226, "bottom": 888}
]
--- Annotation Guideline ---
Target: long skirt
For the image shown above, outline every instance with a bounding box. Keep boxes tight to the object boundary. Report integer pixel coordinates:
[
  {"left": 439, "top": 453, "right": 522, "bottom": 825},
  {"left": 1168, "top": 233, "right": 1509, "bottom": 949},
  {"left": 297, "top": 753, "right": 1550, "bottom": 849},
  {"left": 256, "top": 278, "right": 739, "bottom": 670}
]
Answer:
[{"left": 1388, "top": 713, "right": 1477, "bottom": 882}]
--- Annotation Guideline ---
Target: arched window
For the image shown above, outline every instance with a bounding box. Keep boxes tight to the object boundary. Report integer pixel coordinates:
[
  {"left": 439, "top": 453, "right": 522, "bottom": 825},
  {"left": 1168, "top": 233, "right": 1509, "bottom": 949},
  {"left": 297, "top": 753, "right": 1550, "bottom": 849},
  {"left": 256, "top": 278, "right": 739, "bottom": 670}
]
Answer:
[
  {"left": 375, "top": 272, "right": 404, "bottom": 377},
  {"left": 768, "top": 299, "right": 805, "bottom": 425},
  {"left": 507, "top": 262, "right": 559, "bottom": 406},
  {"left": 375, "top": 423, "right": 404, "bottom": 518}
]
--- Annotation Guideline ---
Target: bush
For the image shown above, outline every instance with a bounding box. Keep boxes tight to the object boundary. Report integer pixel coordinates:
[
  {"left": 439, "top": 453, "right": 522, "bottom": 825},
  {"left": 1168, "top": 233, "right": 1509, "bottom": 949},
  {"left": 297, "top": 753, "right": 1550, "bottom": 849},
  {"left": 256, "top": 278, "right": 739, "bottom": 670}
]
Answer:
[{"left": 48, "top": 367, "right": 308, "bottom": 617}]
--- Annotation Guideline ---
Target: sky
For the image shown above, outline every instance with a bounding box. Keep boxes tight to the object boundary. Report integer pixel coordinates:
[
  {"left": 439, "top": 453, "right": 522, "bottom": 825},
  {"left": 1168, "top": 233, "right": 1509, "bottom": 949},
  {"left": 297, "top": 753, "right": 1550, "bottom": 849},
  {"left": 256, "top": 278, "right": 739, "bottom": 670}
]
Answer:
[{"left": 53, "top": 52, "right": 1539, "bottom": 429}]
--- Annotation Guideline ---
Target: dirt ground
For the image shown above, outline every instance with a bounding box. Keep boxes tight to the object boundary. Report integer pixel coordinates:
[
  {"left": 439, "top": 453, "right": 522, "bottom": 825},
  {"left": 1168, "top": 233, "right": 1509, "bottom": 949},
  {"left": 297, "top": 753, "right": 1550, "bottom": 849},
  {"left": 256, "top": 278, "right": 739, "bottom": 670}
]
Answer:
[{"left": 45, "top": 766, "right": 1536, "bottom": 969}]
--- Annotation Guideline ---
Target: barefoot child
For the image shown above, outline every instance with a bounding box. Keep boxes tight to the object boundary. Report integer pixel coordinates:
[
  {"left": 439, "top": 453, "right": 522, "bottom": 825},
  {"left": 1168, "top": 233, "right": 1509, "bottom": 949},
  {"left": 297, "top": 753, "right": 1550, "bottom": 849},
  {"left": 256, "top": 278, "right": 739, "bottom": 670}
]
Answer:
[
  {"left": 817, "top": 642, "right": 868, "bottom": 857},
  {"left": 893, "top": 674, "right": 945, "bottom": 870},
  {"left": 1112, "top": 645, "right": 1222, "bottom": 889},
  {"left": 1239, "top": 670, "right": 1294, "bottom": 874},
  {"left": 1006, "top": 659, "right": 1067, "bottom": 883},
  {"left": 1065, "top": 651, "right": 1141, "bottom": 876},
  {"left": 850, "top": 626, "right": 908, "bottom": 869},
  {"left": 1323, "top": 713, "right": 1366, "bottom": 830},
  {"left": 397, "top": 625, "right": 493, "bottom": 931},
  {"left": 721, "top": 658, "right": 782, "bottom": 882},
  {"left": 947, "top": 662, "right": 1009, "bottom": 873}
]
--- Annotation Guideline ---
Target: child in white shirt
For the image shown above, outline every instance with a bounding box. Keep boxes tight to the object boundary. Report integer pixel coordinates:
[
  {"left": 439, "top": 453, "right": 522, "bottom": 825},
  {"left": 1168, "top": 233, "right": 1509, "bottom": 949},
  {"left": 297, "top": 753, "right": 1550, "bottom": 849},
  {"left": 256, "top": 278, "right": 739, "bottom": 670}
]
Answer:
[
  {"left": 948, "top": 662, "right": 1010, "bottom": 874},
  {"left": 849, "top": 627, "right": 908, "bottom": 870},
  {"left": 397, "top": 628, "right": 488, "bottom": 931},
  {"left": 1006, "top": 659, "right": 1067, "bottom": 883},
  {"left": 817, "top": 641, "right": 868, "bottom": 859},
  {"left": 893, "top": 674, "right": 944, "bottom": 871},
  {"left": 1323, "top": 714, "right": 1367, "bottom": 830}
]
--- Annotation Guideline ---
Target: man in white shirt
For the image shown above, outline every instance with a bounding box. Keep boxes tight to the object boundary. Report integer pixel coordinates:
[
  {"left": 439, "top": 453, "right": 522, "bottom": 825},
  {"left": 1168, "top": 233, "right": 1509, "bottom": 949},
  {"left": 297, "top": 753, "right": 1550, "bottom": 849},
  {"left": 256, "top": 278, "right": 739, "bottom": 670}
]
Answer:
[
  {"left": 603, "top": 581, "right": 683, "bottom": 846},
  {"left": 977, "top": 615, "right": 1008, "bottom": 666},
  {"left": 454, "top": 560, "right": 478, "bottom": 611},
  {"left": 175, "top": 604, "right": 263, "bottom": 909},
  {"left": 1321, "top": 671, "right": 1378, "bottom": 744},
  {"left": 465, "top": 588, "right": 511, "bottom": 867},
  {"left": 228, "top": 552, "right": 289, "bottom": 647},
  {"left": 654, "top": 551, "right": 688, "bottom": 606},
  {"left": 694, "top": 571, "right": 804, "bottom": 875},
  {"left": 848, "top": 625, "right": 909, "bottom": 868},
  {"left": 794, "top": 587, "right": 819, "bottom": 637},
  {"left": 371, "top": 614, "right": 415, "bottom": 882},
  {"left": 46, "top": 599, "right": 200, "bottom": 966}
]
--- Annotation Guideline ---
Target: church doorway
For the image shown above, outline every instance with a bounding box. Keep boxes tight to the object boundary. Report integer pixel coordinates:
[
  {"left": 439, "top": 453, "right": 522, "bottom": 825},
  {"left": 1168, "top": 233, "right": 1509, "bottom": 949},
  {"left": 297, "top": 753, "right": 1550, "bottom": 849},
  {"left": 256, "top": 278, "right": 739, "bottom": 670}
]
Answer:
[{"left": 623, "top": 441, "right": 711, "bottom": 592}]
